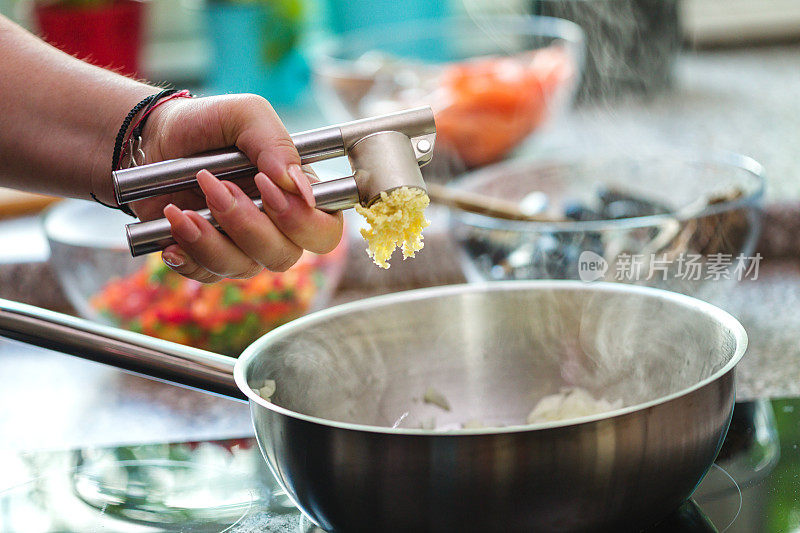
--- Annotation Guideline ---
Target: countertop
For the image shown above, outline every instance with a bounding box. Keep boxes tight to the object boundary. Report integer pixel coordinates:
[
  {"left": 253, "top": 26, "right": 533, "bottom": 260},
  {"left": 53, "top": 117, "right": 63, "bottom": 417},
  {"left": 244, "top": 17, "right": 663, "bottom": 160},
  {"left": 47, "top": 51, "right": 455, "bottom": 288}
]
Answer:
[
  {"left": 2, "top": 43, "right": 800, "bottom": 452},
  {"left": 538, "top": 42, "right": 800, "bottom": 202}
]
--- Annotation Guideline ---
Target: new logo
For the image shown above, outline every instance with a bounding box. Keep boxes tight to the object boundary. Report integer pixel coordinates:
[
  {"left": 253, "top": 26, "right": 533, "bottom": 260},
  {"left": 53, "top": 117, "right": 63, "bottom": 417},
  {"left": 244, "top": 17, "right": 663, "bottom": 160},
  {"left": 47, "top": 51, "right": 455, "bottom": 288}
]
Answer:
[{"left": 578, "top": 251, "right": 608, "bottom": 282}]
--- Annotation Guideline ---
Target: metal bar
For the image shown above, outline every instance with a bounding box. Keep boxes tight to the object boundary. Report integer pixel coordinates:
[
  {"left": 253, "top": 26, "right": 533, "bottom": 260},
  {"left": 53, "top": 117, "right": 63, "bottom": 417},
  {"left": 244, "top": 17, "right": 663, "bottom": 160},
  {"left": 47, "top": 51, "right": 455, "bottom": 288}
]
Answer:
[
  {"left": 0, "top": 298, "right": 244, "bottom": 401},
  {"left": 113, "top": 127, "right": 344, "bottom": 204},
  {"left": 126, "top": 176, "right": 359, "bottom": 256}
]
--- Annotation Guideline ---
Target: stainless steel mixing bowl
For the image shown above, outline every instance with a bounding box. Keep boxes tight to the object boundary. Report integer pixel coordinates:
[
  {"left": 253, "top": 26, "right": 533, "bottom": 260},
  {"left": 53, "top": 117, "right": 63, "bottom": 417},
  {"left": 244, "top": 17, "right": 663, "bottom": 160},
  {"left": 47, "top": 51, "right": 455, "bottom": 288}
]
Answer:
[{"left": 0, "top": 281, "right": 747, "bottom": 532}]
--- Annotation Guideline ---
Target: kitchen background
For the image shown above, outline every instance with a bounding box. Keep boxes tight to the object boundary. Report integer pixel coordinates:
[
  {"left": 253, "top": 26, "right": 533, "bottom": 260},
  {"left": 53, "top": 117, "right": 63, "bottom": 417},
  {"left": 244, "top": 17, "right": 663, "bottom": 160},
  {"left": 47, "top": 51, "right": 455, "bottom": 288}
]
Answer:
[{"left": 1, "top": 0, "right": 800, "bottom": 531}]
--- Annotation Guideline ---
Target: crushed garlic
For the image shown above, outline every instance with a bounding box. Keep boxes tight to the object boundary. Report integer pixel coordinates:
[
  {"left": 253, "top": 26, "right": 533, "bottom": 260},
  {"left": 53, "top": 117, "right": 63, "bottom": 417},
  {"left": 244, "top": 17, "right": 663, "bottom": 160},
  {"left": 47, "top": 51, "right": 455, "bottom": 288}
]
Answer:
[{"left": 355, "top": 187, "right": 431, "bottom": 269}]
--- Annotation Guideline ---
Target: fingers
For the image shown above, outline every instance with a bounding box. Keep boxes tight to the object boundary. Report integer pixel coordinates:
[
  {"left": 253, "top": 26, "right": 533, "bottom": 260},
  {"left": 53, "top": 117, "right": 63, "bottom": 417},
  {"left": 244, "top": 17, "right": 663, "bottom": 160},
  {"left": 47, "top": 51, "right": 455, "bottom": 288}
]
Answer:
[
  {"left": 150, "top": 94, "right": 314, "bottom": 205},
  {"left": 160, "top": 168, "right": 342, "bottom": 281},
  {"left": 195, "top": 170, "right": 304, "bottom": 272},
  {"left": 255, "top": 172, "right": 343, "bottom": 254},
  {"left": 163, "top": 203, "right": 263, "bottom": 279},
  {"left": 286, "top": 163, "right": 315, "bottom": 207},
  {"left": 218, "top": 94, "right": 314, "bottom": 206},
  {"left": 161, "top": 245, "right": 222, "bottom": 284}
]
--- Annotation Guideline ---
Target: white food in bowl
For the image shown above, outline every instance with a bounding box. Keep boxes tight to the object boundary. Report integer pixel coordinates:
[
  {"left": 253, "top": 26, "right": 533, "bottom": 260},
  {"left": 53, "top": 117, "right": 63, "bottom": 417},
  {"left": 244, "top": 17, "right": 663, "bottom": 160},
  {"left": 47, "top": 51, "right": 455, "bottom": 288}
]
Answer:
[{"left": 526, "top": 387, "right": 623, "bottom": 424}]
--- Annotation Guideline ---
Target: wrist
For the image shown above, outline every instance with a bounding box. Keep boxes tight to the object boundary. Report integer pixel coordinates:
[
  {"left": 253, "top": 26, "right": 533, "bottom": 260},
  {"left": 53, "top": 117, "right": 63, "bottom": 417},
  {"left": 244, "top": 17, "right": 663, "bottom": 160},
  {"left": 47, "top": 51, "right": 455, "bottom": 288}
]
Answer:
[
  {"left": 138, "top": 94, "right": 180, "bottom": 165},
  {"left": 92, "top": 88, "right": 193, "bottom": 210},
  {"left": 122, "top": 89, "right": 195, "bottom": 170},
  {"left": 89, "top": 84, "right": 161, "bottom": 207}
]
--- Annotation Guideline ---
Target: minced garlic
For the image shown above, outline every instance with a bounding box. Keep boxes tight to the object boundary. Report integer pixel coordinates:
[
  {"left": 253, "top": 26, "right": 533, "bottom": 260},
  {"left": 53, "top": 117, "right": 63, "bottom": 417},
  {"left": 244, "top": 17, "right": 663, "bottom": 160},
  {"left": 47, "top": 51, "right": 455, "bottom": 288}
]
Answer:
[{"left": 355, "top": 187, "right": 431, "bottom": 269}]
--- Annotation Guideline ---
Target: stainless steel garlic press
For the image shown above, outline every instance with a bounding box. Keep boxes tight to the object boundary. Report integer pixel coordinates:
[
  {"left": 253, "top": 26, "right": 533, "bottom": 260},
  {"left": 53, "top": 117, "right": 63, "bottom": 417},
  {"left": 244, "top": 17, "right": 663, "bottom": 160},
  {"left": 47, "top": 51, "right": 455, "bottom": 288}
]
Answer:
[{"left": 115, "top": 106, "right": 436, "bottom": 256}]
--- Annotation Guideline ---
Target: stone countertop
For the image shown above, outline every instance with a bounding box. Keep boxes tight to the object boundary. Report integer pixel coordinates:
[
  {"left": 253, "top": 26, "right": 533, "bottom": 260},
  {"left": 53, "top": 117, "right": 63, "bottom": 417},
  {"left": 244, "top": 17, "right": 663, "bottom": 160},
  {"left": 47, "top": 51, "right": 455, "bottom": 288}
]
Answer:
[
  {"left": 701, "top": 262, "right": 800, "bottom": 400},
  {"left": 537, "top": 43, "right": 800, "bottom": 202},
  {"left": 2, "top": 43, "right": 800, "bottom": 451}
]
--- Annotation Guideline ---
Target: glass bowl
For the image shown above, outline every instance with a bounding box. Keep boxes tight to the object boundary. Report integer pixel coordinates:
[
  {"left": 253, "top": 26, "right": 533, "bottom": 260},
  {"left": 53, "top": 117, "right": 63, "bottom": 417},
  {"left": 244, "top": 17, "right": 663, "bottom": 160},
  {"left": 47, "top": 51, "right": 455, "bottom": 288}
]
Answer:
[
  {"left": 448, "top": 149, "right": 764, "bottom": 296},
  {"left": 43, "top": 201, "right": 347, "bottom": 356},
  {"left": 312, "top": 15, "right": 585, "bottom": 172}
]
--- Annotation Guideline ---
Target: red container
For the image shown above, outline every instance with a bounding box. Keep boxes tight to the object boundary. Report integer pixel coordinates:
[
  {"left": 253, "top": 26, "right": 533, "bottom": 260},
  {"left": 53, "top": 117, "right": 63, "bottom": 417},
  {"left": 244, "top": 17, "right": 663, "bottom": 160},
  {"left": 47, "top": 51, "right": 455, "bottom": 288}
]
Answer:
[{"left": 34, "top": 0, "right": 145, "bottom": 77}]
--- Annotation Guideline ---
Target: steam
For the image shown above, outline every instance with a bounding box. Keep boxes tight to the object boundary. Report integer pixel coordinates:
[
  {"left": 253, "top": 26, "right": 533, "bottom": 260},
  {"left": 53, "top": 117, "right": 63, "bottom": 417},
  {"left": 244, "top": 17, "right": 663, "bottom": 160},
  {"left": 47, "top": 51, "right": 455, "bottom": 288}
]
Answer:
[
  {"left": 248, "top": 287, "right": 736, "bottom": 429},
  {"left": 458, "top": 0, "right": 683, "bottom": 168},
  {"left": 572, "top": 290, "right": 731, "bottom": 404},
  {"left": 461, "top": 0, "right": 650, "bottom": 95},
  {"left": 255, "top": 313, "right": 390, "bottom": 424}
]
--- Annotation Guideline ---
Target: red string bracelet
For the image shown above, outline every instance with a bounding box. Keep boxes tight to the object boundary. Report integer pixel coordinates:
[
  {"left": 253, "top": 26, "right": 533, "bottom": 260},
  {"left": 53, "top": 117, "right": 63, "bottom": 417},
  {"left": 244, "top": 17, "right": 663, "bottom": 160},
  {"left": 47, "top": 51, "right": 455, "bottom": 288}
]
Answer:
[
  {"left": 122, "top": 89, "right": 193, "bottom": 153},
  {"left": 101, "top": 89, "right": 194, "bottom": 216},
  {"left": 117, "top": 89, "right": 194, "bottom": 170}
]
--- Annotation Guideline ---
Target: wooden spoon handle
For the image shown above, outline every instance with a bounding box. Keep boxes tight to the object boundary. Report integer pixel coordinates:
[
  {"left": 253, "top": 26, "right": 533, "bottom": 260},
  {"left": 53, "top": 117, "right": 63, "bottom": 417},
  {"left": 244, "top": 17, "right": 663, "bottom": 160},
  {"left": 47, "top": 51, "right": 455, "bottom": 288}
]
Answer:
[
  {"left": 426, "top": 183, "right": 561, "bottom": 222},
  {"left": 0, "top": 189, "right": 59, "bottom": 220}
]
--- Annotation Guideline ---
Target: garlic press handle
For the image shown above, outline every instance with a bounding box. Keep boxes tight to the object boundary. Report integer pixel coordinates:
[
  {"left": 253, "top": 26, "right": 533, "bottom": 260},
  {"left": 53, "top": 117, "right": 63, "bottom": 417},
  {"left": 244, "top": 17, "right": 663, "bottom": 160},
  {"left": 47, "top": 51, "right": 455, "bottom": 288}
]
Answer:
[
  {"left": 125, "top": 176, "right": 359, "bottom": 257},
  {"left": 113, "top": 106, "right": 435, "bottom": 205}
]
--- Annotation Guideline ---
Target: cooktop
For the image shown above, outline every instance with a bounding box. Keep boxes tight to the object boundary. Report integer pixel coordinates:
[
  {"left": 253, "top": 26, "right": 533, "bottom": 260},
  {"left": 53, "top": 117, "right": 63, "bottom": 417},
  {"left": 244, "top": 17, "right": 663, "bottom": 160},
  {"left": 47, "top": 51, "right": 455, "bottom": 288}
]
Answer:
[{"left": 0, "top": 398, "right": 795, "bottom": 532}]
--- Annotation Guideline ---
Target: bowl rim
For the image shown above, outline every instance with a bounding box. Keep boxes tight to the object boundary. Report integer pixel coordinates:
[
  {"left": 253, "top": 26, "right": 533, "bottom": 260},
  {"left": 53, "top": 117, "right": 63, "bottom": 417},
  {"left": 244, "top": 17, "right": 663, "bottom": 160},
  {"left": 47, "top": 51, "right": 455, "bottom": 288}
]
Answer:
[
  {"left": 234, "top": 280, "right": 748, "bottom": 436},
  {"left": 447, "top": 148, "right": 766, "bottom": 233},
  {"left": 41, "top": 198, "right": 133, "bottom": 251},
  {"left": 311, "top": 13, "right": 586, "bottom": 78}
]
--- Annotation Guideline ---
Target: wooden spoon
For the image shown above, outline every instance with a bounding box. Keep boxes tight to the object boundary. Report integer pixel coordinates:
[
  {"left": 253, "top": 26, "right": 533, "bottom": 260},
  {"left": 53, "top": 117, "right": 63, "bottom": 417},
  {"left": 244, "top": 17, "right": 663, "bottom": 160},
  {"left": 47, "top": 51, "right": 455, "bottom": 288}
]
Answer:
[{"left": 426, "top": 183, "right": 564, "bottom": 222}]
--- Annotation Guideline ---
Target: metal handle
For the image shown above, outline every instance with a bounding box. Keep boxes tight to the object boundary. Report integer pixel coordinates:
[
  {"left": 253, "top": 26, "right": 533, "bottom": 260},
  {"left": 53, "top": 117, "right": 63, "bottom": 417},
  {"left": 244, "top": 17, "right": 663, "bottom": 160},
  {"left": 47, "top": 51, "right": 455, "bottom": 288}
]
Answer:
[
  {"left": 0, "top": 298, "right": 244, "bottom": 400},
  {"left": 113, "top": 106, "right": 435, "bottom": 205},
  {"left": 127, "top": 176, "right": 359, "bottom": 256}
]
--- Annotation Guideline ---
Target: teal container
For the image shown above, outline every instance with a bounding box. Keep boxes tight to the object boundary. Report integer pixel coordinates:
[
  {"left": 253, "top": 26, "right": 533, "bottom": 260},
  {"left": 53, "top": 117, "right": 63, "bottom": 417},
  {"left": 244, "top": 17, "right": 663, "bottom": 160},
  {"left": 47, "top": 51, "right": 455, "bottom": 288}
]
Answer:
[
  {"left": 205, "top": 1, "right": 308, "bottom": 106},
  {"left": 323, "top": 0, "right": 451, "bottom": 62},
  {"left": 324, "top": 0, "right": 450, "bottom": 35}
]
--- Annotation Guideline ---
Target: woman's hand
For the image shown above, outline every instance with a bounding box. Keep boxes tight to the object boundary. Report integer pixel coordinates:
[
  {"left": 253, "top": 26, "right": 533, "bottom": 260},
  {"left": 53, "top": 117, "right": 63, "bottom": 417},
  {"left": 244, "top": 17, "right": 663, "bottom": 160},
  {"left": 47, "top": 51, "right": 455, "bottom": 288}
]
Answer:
[
  {"left": 0, "top": 15, "right": 342, "bottom": 278},
  {"left": 134, "top": 94, "right": 343, "bottom": 283}
]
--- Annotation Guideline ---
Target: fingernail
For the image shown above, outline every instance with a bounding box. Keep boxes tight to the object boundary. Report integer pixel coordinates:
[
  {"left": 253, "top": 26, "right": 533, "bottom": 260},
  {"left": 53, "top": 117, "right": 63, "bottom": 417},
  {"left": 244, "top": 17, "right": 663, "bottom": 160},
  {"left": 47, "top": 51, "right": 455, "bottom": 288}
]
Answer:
[
  {"left": 164, "top": 204, "right": 201, "bottom": 243},
  {"left": 197, "top": 169, "right": 235, "bottom": 213},
  {"left": 304, "top": 166, "right": 320, "bottom": 183},
  {"left": 162, "top": 251, "right": 185, "bottom": 268},
  {"left": 255, "top": 173, "right": 289, "bottom": 214},
  {"left": 288, "top": 164, "right": 315, "bottom": 208}
]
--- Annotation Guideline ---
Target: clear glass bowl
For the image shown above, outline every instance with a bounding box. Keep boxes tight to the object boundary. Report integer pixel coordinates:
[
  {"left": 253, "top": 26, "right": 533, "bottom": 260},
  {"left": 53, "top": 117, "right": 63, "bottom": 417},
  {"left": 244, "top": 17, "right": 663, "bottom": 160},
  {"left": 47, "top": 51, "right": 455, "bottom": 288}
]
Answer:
[
  {"left": 448, "top": 149, "right": 764, "bottom": 296},
  {"left": 312, "top": 15, "right": 585, "bottom": 172},
  {"left": 43, "top": 201, "right": 347, "bottom": 356}
]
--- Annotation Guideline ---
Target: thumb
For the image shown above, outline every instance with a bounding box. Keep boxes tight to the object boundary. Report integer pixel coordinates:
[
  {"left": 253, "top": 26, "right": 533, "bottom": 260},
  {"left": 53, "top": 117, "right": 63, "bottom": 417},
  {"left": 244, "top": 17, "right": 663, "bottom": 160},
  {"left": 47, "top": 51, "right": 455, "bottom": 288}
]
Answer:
[{"left": 219, "top": 94, "right": 313, "bottom": 205}]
